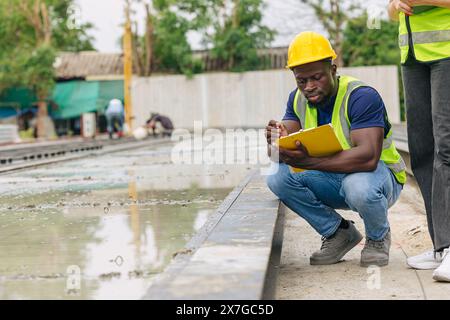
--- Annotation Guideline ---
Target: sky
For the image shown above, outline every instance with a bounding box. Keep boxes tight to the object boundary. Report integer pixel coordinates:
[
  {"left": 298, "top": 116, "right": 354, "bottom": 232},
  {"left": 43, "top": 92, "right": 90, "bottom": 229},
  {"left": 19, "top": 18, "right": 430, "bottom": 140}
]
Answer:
[{"left": 75, "top": 0, "right": 389, "bottom": 53}]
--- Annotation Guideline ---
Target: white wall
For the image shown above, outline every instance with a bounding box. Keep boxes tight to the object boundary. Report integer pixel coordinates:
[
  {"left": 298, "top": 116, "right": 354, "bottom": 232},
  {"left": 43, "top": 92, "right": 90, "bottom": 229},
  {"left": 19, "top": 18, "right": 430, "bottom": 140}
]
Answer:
[
  {"left": 343, "top": 65, "right": 400, "bottom": 124},
  {"left": 132, "top": 65, "right": 400, "bottom": 130}
]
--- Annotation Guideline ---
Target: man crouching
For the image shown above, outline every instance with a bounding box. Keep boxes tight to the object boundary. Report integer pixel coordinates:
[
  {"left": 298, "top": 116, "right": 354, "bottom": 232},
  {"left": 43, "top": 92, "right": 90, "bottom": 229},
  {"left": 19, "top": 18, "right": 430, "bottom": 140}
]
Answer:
[{"left": 266, "top": 31, "right": 406, "bottom": 267}]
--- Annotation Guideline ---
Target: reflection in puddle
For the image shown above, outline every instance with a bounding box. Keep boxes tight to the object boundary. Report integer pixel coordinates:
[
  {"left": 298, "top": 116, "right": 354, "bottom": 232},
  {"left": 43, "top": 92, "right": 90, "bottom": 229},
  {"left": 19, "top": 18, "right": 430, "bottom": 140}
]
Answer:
[{"left": 0, "top": 140, "right": 264, "bottom": 299}]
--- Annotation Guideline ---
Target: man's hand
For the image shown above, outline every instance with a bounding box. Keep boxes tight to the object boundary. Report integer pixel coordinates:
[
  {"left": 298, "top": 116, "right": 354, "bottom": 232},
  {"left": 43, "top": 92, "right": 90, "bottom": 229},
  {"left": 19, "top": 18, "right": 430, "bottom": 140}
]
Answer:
[
  {"left": 278, "top": 141, "right": 313, "bottom": 168},
  {"left": 390, "top": 0, "right": 414, "bottom": 16},
  {"left": 265, "top": 120, "right": 288, "bottom": 145},
  {"left": 266, "top": 120, "right": 288, "bottom": 162}
]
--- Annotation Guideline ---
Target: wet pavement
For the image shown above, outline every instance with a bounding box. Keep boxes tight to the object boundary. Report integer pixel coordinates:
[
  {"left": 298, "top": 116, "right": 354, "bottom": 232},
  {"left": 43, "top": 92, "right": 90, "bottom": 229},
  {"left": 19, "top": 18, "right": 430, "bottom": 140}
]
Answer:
[{"left": 0, "top": 139, "right": 264, "bottom": 299}]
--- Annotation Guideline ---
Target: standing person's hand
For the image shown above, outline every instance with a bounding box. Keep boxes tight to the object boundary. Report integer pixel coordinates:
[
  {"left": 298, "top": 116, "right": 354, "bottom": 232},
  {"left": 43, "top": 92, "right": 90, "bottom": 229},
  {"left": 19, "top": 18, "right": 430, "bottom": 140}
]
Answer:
[{"left": 390, "top": 0, "right": 414, "bottom": 16}]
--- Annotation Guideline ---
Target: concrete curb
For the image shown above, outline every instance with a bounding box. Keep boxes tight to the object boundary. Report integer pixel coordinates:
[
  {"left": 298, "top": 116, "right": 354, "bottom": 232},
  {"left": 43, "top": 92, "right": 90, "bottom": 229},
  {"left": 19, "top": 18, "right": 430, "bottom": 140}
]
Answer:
[{"left": 143, "top": 171, "right": 284, "bottom": 300}]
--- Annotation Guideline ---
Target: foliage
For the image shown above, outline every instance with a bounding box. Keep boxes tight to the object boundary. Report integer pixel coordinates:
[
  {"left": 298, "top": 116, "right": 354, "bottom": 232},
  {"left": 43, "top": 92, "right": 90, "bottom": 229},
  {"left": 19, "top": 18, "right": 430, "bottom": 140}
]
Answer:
[
  {"left": 342, "top": 13, "right": 400, "bottom": 67},
  {"left": 301, "top": 0, "right": 362, "bottom": 66},
  {"left": 0, "top": 45, "right": 56, "bottom": 98},
  {"left": 209, "top": 0, "right": 275, "bottom": 72},
  {"left": 0, "top": 0, "right": 94, "bottom": 98},
  {"left": 130, "top": 0, "right": 275, "bottom": 75},
  {"left": 50, "top": 0, "right": 95, "bottom": 52},
  {"left": 128, "top": 0, "right": 203, "bottom": 76},
  {"left": 342, "top": 13, "right": 405, "bottom": 120},
  {"left": 152, "top": 6, "right": 203, "bottom": 75}
]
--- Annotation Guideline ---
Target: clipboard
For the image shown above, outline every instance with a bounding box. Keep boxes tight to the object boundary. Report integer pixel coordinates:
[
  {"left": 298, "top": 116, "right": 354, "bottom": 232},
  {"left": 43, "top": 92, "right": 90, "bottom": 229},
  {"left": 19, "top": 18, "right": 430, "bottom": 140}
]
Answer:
[{"left": 275, "top": 124, "right": 343, "bottom": 172}]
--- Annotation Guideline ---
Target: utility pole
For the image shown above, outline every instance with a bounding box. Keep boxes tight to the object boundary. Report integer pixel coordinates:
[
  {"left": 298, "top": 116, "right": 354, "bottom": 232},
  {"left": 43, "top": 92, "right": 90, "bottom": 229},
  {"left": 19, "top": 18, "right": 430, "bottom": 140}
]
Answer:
[
  {"left": 124, "top": 1, "right": 133, "bottom": 133},
  {"left": 230, "top": 0, "right": 240, "bottom": 69}
]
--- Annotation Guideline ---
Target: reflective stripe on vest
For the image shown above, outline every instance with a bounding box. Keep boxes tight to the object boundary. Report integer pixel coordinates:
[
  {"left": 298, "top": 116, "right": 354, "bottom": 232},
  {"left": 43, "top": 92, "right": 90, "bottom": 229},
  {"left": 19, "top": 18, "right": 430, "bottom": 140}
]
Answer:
[
  {"left": 386, "top": 157, "right": 408, "bottom": 173},
  {"left": 399, "top": 29, "right": 450, "bottom": 47},
  {"left": 293, "top": 75, "right": 407, "bottom": 184},
  {"left": 398, "top": 7, "right": 450, "bottom": 63}
]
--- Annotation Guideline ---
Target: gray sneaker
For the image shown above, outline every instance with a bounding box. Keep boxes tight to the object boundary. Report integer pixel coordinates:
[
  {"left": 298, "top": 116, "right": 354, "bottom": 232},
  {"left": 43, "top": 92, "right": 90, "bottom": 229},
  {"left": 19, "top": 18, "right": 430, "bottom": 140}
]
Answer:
[
  {"left": 310, "top": 221, "right": 363, "bottom": 265},
  {"left": 360, "top": 230, "right": 391, "bottom": 267}
]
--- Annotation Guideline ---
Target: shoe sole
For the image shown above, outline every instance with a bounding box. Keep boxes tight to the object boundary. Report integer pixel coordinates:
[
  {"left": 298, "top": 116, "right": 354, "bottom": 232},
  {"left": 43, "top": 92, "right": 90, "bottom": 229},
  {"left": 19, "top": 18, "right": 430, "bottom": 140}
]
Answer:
[
  {"left": 406, "top": 261, "right": 441, "bottom": 270},
  {"left": 360, "top": 259, "right": 389, "bottom": 268},
  {"left": 432, "top": 273, "right": 450, "bottom": 282},
  {"left": 310, "top": 233, "right": 363, "bottom": 265}
]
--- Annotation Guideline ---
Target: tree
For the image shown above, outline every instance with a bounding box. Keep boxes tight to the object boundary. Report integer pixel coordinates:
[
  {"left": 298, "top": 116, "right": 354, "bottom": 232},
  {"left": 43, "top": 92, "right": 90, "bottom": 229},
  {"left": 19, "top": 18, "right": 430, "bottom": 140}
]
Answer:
[
  {"left": 342, "top": 14, "right": 400, "bottom": 66},
  {"left": 0, "top": 0, "right": 94, "bottom": 137},
  {"left": 0, "top": 0, "right": 55, "bottom": 137},
  {"left": 131, "top": 2, "right": 154, "bottom": 77},
  {"left": 50, "top": 1, "right": 95, "bottom": 52},
  {"left": 207, "top": 0, "right": 275, "bottom": 71},
  {"left": 342, "top": 13, "right": 405, "bottom": 120},
  {"left": 125, "top": 0, "right": 153, "bottom": 77},
  {"left": 152, "top": 7, "right": 203, "bottom": 75},
  {"left": 8, "top": 0, "right": 94, "bottom": 51},
  {"left": 129, "top": 0, "right": 275, "bottom": 74},
  {"left": 301, "top": 0, "right": 361, "bottom": 67},
  {"left": 128, "top": 0, "right": 202, "bottom": 76}
]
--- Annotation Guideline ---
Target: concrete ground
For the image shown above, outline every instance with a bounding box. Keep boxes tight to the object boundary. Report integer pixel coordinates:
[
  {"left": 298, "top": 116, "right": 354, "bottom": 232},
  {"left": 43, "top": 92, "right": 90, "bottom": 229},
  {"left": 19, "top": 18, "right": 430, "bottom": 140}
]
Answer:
[
  {"left": 0, "top": 140, "right": 254, "bottom": 299},
  {"left": 276, "top": 178, "right": 450, "bottom": 300}
]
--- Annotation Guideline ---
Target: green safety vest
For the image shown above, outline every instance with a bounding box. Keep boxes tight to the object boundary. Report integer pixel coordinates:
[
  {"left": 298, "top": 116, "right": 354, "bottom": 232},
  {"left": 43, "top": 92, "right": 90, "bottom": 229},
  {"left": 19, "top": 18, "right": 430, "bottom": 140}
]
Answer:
[
  {"left": 398, "top": 6, "right": 450, "bottom": 63},
  {"left": 293, "top": 75, "right": 407, "bottom": 184}
]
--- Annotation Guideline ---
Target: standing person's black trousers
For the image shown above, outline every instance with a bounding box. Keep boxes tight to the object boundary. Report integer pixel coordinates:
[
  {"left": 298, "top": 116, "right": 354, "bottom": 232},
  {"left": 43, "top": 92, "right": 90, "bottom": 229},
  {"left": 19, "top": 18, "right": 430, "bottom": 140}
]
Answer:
[{"left": 402, "top": 56, "right": 450, "bottom": 252}]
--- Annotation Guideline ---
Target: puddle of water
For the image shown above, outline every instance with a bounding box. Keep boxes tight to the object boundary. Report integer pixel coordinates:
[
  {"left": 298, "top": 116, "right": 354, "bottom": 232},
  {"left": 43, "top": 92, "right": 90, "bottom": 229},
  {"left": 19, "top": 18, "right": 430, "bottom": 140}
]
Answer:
[
  {"left": 0, "top": 189, "right": 229, "bottom": 300},
  {"left": 0, "top": 139, "right": 265, "bottom": 299}
]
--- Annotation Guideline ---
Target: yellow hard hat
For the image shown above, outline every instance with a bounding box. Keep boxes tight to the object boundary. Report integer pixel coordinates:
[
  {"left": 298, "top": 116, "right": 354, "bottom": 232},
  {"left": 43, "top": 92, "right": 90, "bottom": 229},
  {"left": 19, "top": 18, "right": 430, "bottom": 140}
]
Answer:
[{"left": 286, "top": 31, "right": 337, "bottom": 69}]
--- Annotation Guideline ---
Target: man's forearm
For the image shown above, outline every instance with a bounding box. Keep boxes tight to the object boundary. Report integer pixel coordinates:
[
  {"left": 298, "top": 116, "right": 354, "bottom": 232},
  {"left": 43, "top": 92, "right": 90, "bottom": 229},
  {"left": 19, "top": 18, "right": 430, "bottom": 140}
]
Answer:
[
  {"left": 388, "top": 0, "right": 450, "bottom": 21},
  {"left": 418, "top": 0, "right": 450, "bottom": 8},
  {"left": 295, "top": 147, "right": 380, "bottom": 173},
  {"left": 388, "top": 0, "right": 400, "bottom": 21}
]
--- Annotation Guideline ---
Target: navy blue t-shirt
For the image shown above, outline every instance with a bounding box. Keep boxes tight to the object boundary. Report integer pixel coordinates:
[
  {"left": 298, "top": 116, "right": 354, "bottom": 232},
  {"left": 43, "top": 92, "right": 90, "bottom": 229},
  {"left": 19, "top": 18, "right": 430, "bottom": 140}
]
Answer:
[{"left": 282, "top": 86, "right": 391, "bottom": 137}]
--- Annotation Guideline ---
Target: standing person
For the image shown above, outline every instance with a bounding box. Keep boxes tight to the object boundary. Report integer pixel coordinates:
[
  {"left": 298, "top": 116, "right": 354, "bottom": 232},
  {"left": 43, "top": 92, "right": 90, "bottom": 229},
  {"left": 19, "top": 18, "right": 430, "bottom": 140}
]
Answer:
[
  {"left": 105, "top": 98, "right": 124, "bottom": 139},
  {"left": 266, "top": 31, "right": 406, "bottom": 267},
  {"left": 388, "top": 0, "right": 450, "bottom": 281}
]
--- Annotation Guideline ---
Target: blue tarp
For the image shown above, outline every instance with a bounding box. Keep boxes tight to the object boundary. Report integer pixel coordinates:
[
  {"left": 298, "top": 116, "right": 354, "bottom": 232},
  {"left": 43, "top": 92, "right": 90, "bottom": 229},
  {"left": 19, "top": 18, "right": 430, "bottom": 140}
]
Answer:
[
  {"left": 0, "top": 80, "right": 124, "bottom": 120},
  {"left": 51, "top": 80, "right": 124, "bottom": 119}
]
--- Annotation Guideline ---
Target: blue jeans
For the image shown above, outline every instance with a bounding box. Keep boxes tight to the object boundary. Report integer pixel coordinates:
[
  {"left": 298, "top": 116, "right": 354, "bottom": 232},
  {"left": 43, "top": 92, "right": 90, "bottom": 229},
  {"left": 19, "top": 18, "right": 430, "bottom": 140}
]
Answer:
[
  {"left": 266, "top": 161, "right": 403, "bottom": 241},
  {"left": 106, "top": 113, "right": 124, "bottom": 134}
]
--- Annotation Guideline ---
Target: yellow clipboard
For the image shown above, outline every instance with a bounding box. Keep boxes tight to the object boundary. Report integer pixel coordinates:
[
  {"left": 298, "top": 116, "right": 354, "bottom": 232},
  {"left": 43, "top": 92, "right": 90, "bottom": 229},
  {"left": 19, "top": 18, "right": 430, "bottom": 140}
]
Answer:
[{"left": 275, "top": 124, "right": 343, "bottom": 172}]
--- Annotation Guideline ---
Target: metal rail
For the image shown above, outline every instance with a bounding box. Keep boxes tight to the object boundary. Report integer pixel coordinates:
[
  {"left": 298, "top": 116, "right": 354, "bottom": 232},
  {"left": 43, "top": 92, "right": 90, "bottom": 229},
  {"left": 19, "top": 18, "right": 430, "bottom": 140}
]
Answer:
[{"left": 0, "top": 137, "right": 137, "bottom": 165}]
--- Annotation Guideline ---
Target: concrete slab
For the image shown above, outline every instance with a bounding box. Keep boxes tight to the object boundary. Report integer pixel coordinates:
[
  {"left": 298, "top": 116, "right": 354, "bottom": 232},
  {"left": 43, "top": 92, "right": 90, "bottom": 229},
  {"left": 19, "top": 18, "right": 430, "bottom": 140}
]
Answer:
[
  {"left": 0, "top": 140, "right": 245, "bottom": 299},
  {"left": 276, "top": 176, "right": 450, "bottom": 300},
  {"left": 416, "top": 271, "right": 450, "bottom": 300},
  {"left": 0, "top": 138, "right": 168, "bottom": 174},
  {"left": 143, "top": 172, "right": 284, "bottom": 300},
  {"left": 276, "top": 209, "right": 424, "bottom": 300}
]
